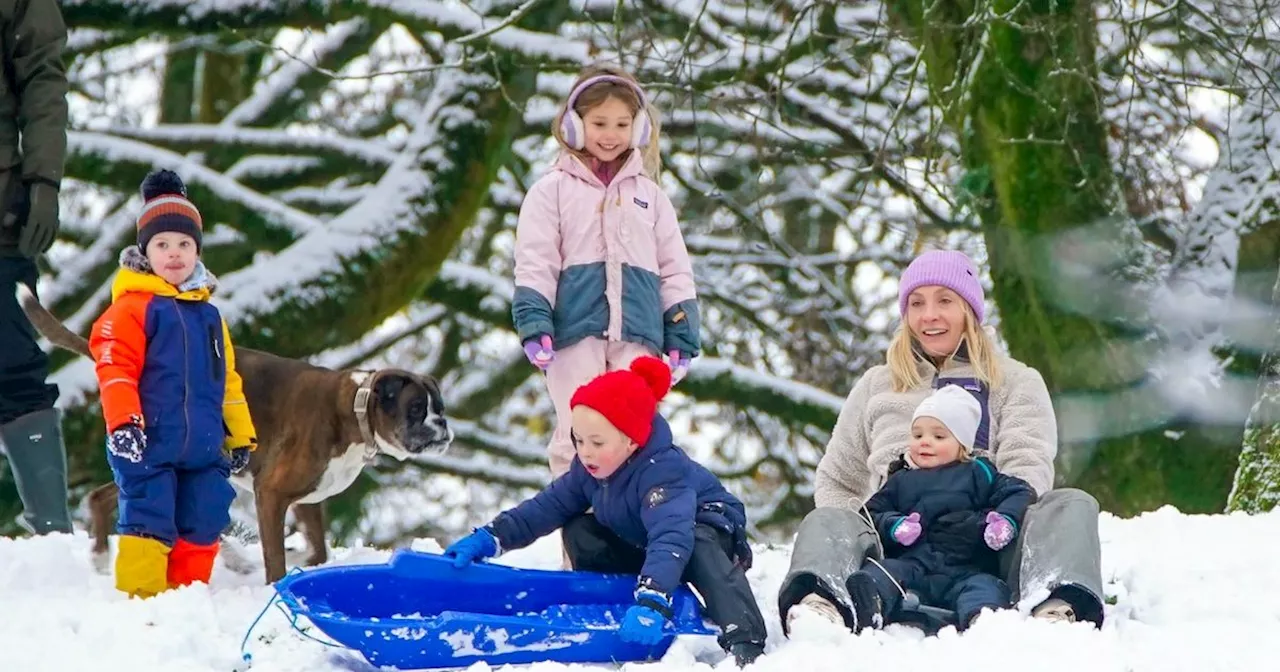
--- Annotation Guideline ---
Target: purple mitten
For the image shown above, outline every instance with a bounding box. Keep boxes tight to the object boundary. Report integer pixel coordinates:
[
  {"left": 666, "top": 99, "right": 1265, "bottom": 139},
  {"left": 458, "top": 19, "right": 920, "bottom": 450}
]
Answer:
[
  {"left": 523, "top": 334, "right": 555, "bottom": 370},
  {"left": 667, "top": 349, "right": 690, "bottom": 384},
  {"left": 984, "top": 511, "right": 1015, "bottom": 550},
  {"left": 893, "top": 512, "right": 922, "bottom": 546}
]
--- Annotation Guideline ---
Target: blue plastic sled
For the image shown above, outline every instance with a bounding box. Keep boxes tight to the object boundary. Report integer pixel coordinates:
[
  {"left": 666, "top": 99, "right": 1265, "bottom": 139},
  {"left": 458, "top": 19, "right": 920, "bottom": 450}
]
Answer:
[{"left": 272, "top": 548, "right": 718, "bottom": 670}]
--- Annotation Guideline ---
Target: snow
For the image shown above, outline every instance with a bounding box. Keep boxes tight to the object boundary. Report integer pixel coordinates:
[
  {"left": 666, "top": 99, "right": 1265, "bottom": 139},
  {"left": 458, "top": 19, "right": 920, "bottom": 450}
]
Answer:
[
  {"left": 222, "top": 18, "right": 369, "bottom": 127},
  {"left": 687, "top": 359, "right": 845, "bottom": 414},
  {"left": 212, "top": 71, "right": 464, "bottom": 321},
  {"left": 2, "top": 507, "right": 1279, "bottom": 671},
  {"left": 69, "top": 131, "right": 322, "bottom": 235},
  {"left": 105, "top": 125, "right": 399, "bottom": 168},
  {"left": 375, "top": 0, "right": 589, "bottom": 61}
]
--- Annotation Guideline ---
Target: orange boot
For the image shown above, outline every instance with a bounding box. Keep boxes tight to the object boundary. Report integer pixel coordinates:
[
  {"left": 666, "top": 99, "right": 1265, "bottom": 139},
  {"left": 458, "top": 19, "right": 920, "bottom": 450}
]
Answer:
[
  {"left": 116, "top": 535, "right": 171, "bottom": 598},
  {"left": 168, "top": 538, "right": 220, "bottom": 588}
]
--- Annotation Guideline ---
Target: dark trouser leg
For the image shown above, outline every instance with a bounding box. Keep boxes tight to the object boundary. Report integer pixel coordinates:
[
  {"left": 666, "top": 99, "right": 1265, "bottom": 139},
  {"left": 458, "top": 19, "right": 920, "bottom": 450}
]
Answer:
[
  {"left": 562, "top": 513, "right": 645, "bottom": 573},
  {"left": 682, "top": 524, "right": 767, "bottom": 652},
  {"left": 1007, "top": 488, "right": 1105, "bottom": 626},
  {"left": 944, "top": 571, "right": 1012, "bottom": 629},
  {"left": 777, "top": 507, "right": 878, "bottom": 632},
  {"left": 0, "top": 257, "right": 68, "bottom": 534}
]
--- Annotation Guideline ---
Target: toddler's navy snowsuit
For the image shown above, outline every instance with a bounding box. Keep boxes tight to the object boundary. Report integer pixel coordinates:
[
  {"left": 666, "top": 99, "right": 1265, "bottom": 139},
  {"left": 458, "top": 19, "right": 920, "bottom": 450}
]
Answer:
[{"left": 853, "top": 456, "right": 1035, "bottom": 628}]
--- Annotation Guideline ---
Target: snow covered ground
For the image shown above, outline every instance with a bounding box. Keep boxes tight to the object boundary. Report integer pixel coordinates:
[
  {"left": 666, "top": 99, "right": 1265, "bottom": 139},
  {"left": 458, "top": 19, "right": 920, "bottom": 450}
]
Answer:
[{"left": 1, "top": 506, "right": 1278, "bottom": 672}]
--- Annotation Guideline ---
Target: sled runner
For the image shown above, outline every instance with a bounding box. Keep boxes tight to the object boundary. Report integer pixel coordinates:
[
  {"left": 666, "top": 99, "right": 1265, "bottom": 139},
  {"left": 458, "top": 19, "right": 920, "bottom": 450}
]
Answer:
[
  {"left": 269, "top": 548, "right": 717, "bottom": 669},
  {"left": 895, "top": 592, "right": 958, "bottom": 634}
]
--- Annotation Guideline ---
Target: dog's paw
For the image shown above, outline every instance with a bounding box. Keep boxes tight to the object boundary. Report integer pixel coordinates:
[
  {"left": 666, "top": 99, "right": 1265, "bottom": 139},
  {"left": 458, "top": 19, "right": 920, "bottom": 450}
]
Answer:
[
  {"left": 91, "top": 549, "right": 111, "bottom": 575},
  {"left": 219, "top": 538, "right": 259, "bottom": 575},
  {"left": 285, "top": 547, "right": 313, "bottom": 569}
]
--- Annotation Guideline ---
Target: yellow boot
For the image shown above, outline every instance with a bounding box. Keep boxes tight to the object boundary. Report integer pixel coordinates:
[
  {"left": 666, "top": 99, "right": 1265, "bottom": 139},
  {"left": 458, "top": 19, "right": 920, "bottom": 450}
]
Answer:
[{"left": 115, "top": 535, "right": 171, "bottom": 598}]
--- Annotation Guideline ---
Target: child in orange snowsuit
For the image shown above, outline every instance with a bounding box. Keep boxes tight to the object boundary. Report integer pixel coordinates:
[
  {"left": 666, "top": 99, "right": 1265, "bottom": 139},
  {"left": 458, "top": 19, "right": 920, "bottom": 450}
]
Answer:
[{"left": 89, "top": 169, "right": 257, "bottom": 598}]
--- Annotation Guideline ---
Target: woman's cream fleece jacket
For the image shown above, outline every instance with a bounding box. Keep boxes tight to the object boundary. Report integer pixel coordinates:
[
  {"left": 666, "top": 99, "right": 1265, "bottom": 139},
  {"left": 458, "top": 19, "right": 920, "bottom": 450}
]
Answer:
[{"left": 815, "top": 354, "right": 1058, "bottom": 509}]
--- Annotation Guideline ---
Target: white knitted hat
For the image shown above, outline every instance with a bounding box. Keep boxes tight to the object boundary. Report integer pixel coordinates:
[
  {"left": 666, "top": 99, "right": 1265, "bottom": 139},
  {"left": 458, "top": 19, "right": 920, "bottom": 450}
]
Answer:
[{"left": 911, "top": 384, "right": 982, "bottom": 450}]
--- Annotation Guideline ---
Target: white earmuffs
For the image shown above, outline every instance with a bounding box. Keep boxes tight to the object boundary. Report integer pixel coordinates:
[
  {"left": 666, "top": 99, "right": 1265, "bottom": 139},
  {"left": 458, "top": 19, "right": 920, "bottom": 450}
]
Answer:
[{"left": 559, "top": 74, "right": 652, "bottom": 151}]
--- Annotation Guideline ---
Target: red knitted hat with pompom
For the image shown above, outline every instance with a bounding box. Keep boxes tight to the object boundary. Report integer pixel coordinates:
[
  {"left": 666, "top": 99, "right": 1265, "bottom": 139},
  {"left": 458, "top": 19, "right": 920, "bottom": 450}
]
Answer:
[{"left": 570, "top": 356, "right": 671, "bottom": 445}]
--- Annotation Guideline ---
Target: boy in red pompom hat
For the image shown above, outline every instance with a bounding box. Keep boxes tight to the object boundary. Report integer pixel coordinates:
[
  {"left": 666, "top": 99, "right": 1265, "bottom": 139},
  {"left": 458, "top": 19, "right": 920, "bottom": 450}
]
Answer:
[{"left": 445, "top": 356, "right": 767, "bottom": 666}]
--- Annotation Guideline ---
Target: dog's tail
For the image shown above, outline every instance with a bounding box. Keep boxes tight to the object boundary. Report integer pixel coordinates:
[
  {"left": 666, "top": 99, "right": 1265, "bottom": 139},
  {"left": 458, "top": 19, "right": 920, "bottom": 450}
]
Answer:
[{"left": 16, "top": 284, "right": 92, "bottom": 359}]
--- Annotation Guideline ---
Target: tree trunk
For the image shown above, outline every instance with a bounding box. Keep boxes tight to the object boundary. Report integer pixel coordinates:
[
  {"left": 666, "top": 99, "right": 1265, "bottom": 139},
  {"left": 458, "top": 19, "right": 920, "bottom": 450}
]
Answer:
[
  {"left": 889, "top": 0, "right": 1228, "bottom": 514},
  {"left": 1228, "top": 264, "right": 1280, "bottom": 513},
  {"left": 1221, "top": 73, "right": 1280, "bottom": 512}
]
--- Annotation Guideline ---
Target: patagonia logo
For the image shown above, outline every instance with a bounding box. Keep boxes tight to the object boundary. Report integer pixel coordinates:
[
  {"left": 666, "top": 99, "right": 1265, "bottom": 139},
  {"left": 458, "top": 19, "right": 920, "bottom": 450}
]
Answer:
[{"left": 633, "top": 197, "right": 649, "bottom": 209}]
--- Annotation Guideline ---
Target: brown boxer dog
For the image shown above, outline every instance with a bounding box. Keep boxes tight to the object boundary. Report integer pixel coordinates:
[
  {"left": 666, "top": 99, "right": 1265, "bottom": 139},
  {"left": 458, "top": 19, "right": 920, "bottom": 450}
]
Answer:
[{"left": 18, "top": 285, "right": 453, "bottom": 583}]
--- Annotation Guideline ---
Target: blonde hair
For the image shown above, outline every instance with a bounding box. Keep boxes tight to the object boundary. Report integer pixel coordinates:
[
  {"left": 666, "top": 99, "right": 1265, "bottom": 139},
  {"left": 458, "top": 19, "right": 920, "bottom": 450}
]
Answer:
[
  {"left": 888, "top": 300, "right": 1004, "bottom": 392},
  {"left": 551, "top": 64, "right": 662, "bottom": 178}
]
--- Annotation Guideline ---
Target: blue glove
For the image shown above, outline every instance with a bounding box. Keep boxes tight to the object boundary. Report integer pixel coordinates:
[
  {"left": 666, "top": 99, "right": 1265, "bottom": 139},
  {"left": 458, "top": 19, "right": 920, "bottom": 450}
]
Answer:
[
  {"left": 227, "top": 446, "right": 252, "bottom": 474},
  {"left": 619, "top": 587, "right": 672, "bottom": 645},
  {"left": 107, "top": 422, "right": 146, "bottom": 463},
  {"left": 443, "top": 528, "right": 499, "bottom": 568}
]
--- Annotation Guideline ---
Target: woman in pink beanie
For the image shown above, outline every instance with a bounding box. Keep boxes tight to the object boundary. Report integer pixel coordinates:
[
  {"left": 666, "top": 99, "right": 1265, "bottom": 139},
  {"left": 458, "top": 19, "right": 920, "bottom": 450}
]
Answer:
[{"left": 777, "top": 249, "right": 1105, "bottom": 634}]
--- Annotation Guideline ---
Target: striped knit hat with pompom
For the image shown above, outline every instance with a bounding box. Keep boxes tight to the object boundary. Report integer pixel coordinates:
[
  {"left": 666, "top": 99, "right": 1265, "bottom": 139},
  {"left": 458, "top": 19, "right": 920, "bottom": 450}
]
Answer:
[{"left": 136, "top": 169, "right": 203, "bottom": 252}]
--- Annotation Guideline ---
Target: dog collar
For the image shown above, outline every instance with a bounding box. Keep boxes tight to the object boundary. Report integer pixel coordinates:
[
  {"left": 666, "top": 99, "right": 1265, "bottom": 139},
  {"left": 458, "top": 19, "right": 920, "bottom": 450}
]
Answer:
[{"left": 351, "top": 371, "right": 380, "bottom": 461}]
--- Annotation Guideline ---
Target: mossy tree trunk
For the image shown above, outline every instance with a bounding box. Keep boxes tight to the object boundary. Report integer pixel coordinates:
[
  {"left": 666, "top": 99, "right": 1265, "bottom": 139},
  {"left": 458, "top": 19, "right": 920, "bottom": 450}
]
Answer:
[
  {"left": 1221, "top": 73, "right": 1280, "bottom": 512},
  {"left": 888, "top": 0, "right": 1235, "bottom": 514},
  {"left": 1228, "top": 262, "right": 1280, "bottom": 513}
]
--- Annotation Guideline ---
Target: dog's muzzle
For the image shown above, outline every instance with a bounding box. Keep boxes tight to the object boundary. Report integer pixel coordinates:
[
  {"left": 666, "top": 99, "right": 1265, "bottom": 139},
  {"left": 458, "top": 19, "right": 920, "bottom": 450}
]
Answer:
[{"left": 408, "top": 414, "right": 453, "bottom": 454}]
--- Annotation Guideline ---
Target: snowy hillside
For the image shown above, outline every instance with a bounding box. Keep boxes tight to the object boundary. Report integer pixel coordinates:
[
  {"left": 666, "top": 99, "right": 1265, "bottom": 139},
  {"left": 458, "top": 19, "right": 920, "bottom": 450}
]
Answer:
[{"left": 1, "top": 507, "right": 1278, "bottom": 672}]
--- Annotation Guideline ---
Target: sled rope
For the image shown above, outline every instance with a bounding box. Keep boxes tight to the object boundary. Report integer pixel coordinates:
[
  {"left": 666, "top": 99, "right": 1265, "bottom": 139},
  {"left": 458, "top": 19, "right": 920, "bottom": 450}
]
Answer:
[
  {"left": 239, "top": 567, "right": 345, "bottom": 667},
  {"left": 859, "top": 503, "right": 908, "bottom": 600}
]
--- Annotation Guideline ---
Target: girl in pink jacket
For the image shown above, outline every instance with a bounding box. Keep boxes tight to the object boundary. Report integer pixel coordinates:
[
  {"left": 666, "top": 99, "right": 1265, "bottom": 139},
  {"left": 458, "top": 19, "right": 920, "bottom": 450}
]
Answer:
[{"left": 512, "top": 65, "right": 700, "bottom": 478}]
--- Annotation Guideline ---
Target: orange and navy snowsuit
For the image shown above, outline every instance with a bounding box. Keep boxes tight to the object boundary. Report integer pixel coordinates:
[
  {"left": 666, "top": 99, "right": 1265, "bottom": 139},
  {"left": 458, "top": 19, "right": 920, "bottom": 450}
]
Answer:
[{"left": 88, "top": 251, "right": 256, "bottom": 598}]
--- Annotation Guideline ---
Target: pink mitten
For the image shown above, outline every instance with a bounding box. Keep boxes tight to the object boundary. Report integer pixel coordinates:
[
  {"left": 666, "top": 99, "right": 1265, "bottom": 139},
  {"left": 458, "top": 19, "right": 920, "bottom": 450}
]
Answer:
[
  {"left": 667, "top": 349, "right": 690, "bottom": 384},
  {"left": 893, "top": 512, "right": 921, "bottom": 546},
  {"left": 523, "top": 334, "right": 555, "bottom": 370},
  {"left": 983, "top": 511, "right": 1015, "bottom": 550}
]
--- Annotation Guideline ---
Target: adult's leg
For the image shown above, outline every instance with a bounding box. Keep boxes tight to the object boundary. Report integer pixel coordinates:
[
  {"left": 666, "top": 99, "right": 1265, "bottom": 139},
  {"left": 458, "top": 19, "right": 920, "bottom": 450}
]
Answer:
[
  {"left": 1007, "top": 488, "right": 1105, "bottom": 626},
  {"left": 0, "top": 408, "right": 72, "bottom": 534},
  {"left": 543, "top": 338, "right": 608, "bottom": 478},
  {"left": 944, "top": 572, "right": 1012, "bottom": 630},
  {"left": 682, "top": 525, "right": 767, "bottom": 652},
  {"left": 0, "top": 256, "right": 69, "bottom": 534},
  {"left": 777, "top": 507, "right": 879, "bottom": 633},
  {"left": 561, "top": 513, "right": 645, "bottom": 574}
]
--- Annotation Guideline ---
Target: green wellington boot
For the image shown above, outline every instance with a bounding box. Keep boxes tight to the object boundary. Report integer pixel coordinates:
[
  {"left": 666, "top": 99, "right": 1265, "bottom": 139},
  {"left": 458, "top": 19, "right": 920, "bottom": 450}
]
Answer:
[{"left": 1, "top": 407, "right": 73, "bottom": 534}]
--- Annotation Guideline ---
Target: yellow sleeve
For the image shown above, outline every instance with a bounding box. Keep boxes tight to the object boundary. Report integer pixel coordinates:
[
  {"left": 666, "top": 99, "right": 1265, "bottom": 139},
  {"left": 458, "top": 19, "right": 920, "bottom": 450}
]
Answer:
[{"left": 221, "top": 319, "right": 258, "bottom": 451}]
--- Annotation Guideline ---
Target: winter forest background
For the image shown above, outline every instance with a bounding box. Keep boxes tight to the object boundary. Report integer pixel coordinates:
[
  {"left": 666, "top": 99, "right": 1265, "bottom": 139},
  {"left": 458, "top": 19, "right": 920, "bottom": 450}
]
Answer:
[{"left": 4, "top": 0, "right": 1280, "bottom": 548}]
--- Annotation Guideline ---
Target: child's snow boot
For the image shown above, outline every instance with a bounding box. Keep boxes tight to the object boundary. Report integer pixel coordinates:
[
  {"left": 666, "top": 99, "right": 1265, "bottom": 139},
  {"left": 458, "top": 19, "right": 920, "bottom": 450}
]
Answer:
[
  {"left": 168, "top": 538, "right": 220, "bottom": 588},
  {"left": 729, "top": 642, "right": 765, "bottom": 667},
  {"left": 844, "top": 571, "right": 884, "bottom": 634},
  {"left": 116, "top": 534, "right": 172, "bottom": 598}
]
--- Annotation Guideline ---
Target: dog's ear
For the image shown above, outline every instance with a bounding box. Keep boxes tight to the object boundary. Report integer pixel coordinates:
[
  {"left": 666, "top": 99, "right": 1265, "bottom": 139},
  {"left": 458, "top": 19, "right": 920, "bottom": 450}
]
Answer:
[
  {"left": 421, "top": 374, "right": 445, "bottom": 413},
  {"left": 374, "top": 372, "right": 408, "bottom": 412}
]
